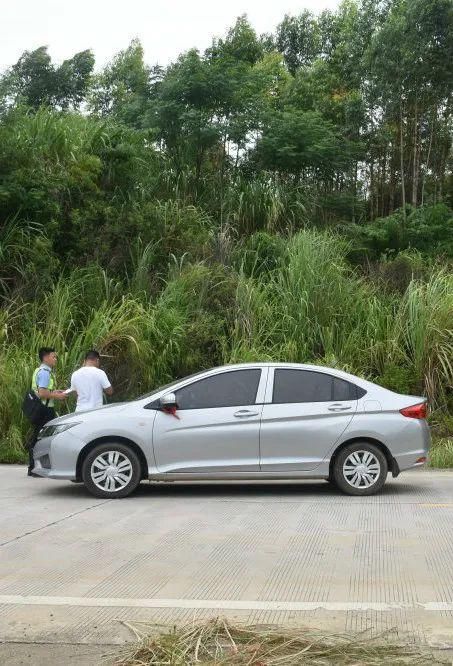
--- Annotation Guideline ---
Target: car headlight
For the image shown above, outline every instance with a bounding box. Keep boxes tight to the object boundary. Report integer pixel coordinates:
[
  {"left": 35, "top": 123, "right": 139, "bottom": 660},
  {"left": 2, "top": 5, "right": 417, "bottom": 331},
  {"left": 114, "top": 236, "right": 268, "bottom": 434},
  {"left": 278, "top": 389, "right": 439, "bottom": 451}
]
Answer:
[{"left": 38, "top": 422, "right": 81, "bottom": 439}]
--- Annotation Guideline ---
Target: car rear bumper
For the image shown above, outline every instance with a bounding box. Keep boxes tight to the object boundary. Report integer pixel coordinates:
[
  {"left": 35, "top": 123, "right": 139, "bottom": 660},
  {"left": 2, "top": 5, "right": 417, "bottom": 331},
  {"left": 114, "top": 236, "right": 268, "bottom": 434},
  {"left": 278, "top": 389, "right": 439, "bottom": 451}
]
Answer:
[
  {"left": 393, "top": 420, "right": 431, "bottom": 472},
  {"left": 394, "top": 451, "right": 428, "bottom": 473}
]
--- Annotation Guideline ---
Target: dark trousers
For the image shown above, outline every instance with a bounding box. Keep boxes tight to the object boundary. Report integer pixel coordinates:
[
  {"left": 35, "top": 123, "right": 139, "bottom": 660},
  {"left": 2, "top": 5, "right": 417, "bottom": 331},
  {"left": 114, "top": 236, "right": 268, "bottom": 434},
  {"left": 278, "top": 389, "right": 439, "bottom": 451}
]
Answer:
[{"left": 26, "top": 407, "right": 55, "bottom": 473}]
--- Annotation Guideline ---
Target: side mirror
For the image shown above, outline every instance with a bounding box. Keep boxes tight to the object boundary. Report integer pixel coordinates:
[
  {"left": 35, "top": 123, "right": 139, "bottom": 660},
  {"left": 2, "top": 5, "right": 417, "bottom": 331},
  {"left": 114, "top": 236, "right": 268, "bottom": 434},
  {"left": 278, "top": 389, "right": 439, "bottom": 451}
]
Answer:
[{"left": 160, "top": 392, "right": 177, "bottom": 409}]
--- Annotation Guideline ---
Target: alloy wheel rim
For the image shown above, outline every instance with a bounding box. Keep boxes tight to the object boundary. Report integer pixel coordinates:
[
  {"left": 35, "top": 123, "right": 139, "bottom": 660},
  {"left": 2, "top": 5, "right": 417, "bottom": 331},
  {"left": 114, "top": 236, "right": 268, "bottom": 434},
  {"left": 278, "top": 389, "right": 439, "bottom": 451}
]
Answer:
[
  {"left": 343, "top": 450, "right": 381, "bottom": 489},
  {"left": 90, "top": 451, "right": 133, "bottom": 492}
]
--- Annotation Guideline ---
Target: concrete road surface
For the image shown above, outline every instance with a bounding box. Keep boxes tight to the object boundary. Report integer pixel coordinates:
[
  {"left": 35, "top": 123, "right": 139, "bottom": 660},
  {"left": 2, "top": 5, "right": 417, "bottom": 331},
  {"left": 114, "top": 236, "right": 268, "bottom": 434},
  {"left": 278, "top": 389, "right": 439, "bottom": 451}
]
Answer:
[{"left": 1, "top": 465, "right": 453, "bottom": 663}]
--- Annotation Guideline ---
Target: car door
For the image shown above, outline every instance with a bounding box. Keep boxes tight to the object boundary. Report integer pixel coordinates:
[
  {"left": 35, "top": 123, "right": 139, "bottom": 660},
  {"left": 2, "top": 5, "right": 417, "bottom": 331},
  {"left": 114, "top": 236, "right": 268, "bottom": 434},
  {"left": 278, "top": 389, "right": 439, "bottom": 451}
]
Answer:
[
  {"left": 259, "top": 368, "right": 357, "bottom": 471},
  {"left": 152, "top": 368, "right": 266, "bottom": 473}
]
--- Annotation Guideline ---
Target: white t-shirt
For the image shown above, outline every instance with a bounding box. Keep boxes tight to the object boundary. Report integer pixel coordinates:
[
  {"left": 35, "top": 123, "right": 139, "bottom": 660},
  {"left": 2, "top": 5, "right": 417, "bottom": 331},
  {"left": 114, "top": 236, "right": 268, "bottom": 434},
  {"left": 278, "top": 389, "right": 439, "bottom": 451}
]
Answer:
[{"left": 70, "top": 366, "right": 111, "bottom": 412}]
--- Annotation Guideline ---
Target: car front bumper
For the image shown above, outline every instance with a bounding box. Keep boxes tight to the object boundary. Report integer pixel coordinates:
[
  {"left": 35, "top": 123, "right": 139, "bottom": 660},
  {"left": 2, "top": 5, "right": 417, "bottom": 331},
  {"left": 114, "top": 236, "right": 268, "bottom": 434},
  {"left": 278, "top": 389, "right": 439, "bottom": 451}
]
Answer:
[{"left": 32, "top": 430, "right": 86, "bottom": 480}]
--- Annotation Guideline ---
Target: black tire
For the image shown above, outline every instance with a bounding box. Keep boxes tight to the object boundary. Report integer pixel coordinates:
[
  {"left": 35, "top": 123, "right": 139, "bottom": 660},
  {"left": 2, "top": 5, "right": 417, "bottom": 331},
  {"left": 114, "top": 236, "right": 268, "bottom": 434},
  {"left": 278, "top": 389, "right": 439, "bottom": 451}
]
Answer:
[
  {"left": 332, "top": 442, "right": 388, "bottom": 496},
  {"left": 81, "top": 442, "right": 142, "bottom": 499}
]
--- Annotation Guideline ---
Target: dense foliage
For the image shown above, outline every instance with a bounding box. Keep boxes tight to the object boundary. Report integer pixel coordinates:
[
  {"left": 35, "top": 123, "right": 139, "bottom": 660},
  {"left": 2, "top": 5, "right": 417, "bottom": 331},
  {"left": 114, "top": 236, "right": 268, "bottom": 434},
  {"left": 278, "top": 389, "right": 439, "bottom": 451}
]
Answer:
[{"left": 0, "top": 0, "right": 452, "bottom": 463}]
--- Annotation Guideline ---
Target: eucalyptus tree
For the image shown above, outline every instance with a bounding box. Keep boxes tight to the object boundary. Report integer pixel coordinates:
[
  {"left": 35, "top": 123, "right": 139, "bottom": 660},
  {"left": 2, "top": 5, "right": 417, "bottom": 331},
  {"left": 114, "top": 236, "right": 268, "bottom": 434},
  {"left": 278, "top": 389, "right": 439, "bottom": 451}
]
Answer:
[
  {"left": 276, "top": 11, "right": 321, "bottom": 74},
  {"left": 366, "top": 0, "right": 453, "bottom": 214},
  {"left": 89, "top": 39, "right": 151, "bottom": 127}
]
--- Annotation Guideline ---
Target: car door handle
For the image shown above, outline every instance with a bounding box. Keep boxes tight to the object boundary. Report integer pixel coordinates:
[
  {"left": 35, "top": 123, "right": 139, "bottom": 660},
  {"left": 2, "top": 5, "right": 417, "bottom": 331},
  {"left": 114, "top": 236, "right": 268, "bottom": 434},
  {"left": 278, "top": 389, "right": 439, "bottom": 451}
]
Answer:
[
  {"left": 234, "top": 409, "right": 259, "bottom": 418},
  {"left": 328, "top": 404, "right": 352, "bottom": 412}
]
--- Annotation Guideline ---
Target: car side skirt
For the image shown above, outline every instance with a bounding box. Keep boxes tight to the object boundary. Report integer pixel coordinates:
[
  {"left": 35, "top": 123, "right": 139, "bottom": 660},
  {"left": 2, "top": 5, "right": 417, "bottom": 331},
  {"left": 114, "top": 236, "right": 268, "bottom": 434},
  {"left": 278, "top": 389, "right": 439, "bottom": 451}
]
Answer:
[{"left": 148, "top": 466, "right": 330, "bottom": 481}]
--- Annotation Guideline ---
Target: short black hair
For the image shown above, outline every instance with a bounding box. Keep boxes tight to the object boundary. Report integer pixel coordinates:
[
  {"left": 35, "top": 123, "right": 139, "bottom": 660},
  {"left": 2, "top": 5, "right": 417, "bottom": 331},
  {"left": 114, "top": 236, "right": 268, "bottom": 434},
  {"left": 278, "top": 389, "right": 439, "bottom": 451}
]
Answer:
[
  {"left": 39, "top": 347, "right": 55, "bottom": 361},
  {"left": 85, "top": 350, "right": 100, "bottom": 361}
]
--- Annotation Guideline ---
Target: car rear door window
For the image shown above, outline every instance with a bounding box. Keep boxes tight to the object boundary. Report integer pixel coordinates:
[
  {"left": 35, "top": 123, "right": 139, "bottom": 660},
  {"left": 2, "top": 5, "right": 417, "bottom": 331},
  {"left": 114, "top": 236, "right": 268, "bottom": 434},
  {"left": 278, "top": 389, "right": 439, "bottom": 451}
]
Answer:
[
  {"left": 273, "top": 369, "right": 332, "bottom": 403},
  {"left": 332, "top": 377, "right": 358, "bottom": 400},
  {"left": 273, "top": 369, "right": 363, "bottom": 403},
  {"left": 176, "top": 369, "right": 261, "bottom": 410}
]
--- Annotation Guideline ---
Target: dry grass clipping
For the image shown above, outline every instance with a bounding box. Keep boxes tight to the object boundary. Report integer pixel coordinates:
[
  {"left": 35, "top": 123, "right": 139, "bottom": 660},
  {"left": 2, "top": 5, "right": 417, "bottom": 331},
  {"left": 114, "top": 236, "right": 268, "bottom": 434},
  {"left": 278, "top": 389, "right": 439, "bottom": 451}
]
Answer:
[{"left": 112, "top": 617, "right": 446, "bottom": 665}]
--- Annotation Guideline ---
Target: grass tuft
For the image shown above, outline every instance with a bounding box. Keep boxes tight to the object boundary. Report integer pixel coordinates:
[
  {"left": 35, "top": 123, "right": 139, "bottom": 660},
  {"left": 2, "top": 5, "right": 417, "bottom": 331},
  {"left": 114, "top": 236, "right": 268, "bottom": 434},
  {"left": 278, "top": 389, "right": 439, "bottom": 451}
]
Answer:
[
  {"left": 112, "top": 618, "right": 445, "bottom": 665},
  {"left": 429, "top": 438, "right": 453, "bottom": 468}
]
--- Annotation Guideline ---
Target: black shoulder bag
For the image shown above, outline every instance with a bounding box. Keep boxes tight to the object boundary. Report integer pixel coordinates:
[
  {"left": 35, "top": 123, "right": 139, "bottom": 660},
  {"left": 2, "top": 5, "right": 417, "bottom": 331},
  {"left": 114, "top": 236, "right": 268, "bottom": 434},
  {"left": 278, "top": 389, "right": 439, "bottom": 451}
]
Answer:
[{"left": 22, "top": 391, "right": 49, "bottom": 426}]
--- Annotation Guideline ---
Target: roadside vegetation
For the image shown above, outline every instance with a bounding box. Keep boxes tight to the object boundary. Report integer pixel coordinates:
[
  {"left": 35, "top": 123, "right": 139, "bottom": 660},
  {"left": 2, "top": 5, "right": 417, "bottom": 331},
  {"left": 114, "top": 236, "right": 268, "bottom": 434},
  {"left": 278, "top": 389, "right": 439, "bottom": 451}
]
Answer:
[
  {"left": 113, "top": 618, "right": 446, "bottom": 665},
  {"left": 0, "top": 0, "right": 452, "bottom": 463},
  {"left": 429, "top": 437, "right": 453, "bottom": 468}
]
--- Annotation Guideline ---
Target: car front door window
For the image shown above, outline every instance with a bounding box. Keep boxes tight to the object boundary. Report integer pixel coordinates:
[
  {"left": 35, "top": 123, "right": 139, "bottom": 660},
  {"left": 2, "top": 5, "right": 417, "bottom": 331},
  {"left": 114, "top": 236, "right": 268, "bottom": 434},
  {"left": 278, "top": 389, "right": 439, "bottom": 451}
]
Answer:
[{"left": 176, "top": 369, "right": 261, "bottom": 410}]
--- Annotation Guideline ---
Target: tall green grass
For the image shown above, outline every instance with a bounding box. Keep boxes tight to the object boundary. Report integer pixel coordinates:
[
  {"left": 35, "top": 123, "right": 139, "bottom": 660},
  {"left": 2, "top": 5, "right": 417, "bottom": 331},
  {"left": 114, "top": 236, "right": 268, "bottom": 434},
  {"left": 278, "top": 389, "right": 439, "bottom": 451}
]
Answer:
[
  {"left": 0, "top": 266, "right": 188, "bottom": 462},
  {"left": 228, "top": 230, "right": 453, "bottom": 407},
  {"left": 430, "top": 438, "right": 453, "bottom": 468},
  {"left": 1, "top": 229, "right": 451, "bottom": 463},
  {"left": 220, "top": 177, "right": 312, "bottom": 235}
]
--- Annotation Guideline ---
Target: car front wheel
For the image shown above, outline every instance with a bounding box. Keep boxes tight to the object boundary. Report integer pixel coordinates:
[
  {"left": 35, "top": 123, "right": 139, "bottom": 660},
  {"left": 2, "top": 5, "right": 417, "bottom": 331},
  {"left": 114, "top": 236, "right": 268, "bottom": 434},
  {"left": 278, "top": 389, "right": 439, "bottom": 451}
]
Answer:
[
  {"left": 81, "top": 443, "right": 142, "bottom": 499},
  {"left": 333, "top": 442, "right": 388, "bottom": 496}
]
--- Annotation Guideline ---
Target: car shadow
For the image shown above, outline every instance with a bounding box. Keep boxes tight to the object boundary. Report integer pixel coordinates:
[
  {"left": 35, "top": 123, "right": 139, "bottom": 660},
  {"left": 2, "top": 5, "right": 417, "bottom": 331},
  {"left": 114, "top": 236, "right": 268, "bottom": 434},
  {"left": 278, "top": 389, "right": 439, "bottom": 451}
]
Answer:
[
  {"left": 135, "top": 479, "right": 420, "bottom": 499},
  {"left": 37, "top": 477, "right": 420, "bottom": 500}
]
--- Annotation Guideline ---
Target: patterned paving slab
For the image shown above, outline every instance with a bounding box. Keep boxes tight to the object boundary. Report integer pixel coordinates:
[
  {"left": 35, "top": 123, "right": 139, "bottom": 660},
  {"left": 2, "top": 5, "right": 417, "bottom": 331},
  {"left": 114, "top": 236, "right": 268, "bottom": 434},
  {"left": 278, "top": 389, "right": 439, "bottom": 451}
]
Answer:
[{"left": 1, "top": 467, "right": 453, "bottom": 648}]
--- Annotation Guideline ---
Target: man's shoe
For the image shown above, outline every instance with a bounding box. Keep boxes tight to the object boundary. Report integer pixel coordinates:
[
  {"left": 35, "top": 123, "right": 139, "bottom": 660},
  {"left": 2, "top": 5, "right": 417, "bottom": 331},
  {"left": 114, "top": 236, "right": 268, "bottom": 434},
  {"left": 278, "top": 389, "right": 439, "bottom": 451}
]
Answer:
[{"left": 27, "top": 470, "right": 39, "bottom": 477}]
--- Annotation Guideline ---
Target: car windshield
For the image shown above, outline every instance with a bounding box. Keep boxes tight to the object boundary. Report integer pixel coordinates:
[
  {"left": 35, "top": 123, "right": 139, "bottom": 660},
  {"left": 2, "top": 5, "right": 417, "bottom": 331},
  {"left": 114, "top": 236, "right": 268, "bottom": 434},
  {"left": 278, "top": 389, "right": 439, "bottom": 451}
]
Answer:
[{"left": 134, "top": 368, "right": 214, "bottom": 400}]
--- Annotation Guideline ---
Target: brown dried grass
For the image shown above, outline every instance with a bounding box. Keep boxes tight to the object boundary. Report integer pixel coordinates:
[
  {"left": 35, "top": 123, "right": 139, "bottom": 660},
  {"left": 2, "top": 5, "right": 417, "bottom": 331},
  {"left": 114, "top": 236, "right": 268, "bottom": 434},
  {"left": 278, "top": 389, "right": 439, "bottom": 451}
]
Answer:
[{"left": 112, "top": 617, "right": 446, "bottom": 665}]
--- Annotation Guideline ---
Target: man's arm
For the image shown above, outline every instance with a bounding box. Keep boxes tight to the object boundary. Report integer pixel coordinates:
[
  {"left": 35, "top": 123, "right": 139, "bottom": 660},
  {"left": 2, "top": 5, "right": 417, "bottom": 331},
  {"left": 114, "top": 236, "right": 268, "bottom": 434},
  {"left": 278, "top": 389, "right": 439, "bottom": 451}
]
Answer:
[
  {"left": 65, "top": 374, "right": 77, "bottom": 396},
  {"left": 37, "top": 387, "right": 67, "bottom": 401},
  {"left": 36, "top": 369, "right": 67, "bottom": 402},
  {"left": 100, "top": 370, "right": 113, "bottom": 397}
]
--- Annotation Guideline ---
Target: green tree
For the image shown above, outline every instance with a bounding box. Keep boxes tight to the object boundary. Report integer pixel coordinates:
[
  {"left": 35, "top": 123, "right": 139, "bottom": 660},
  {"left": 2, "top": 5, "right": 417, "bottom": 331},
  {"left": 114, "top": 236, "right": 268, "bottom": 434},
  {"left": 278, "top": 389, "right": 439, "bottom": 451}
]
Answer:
[
  {"left": 366, "top": 0, "right": 453, "bottom": 214},
  {"left": 276, "top": 11, "right": 321, "bottom": 74},
  {"left": 256, "top": 109, "right": 353, "bottom": 179},
  {"left": 146, "top": 16, "right": 288, "bottom": 204},
  {"left": 1, "top": 47, "right": 94, "bottom": 110},
  {"left": 89, "top": 40, "right": 151, "bottom": 127}
]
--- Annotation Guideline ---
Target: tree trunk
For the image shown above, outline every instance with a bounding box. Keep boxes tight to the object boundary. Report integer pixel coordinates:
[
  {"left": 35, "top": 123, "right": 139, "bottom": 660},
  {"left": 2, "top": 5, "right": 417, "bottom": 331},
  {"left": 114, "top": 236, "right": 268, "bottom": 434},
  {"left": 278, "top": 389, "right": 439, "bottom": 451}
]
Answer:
[
  {"left": 234, "top": 144, "right": 240, "bottom": 171},
  {"left": 389, "top": 137, "right": 396, "bottom": 214},
  {"left": 438, "top": 149, "right": 445, "bottom": 201},
  {"left": 421, "top": 107, "right": 435, "bottom": 206},
  {"left": 194, "top": 144, "right": 204, "bottom": 200},
  {"left": 399, "top": 100, "right": 406, "bottom": 223},
  {"left": 369, "top": 161, "right": 374, "bottom": 221},
  {"left": 381, "top": 149, "right": 387, "bottom": 217},
  {"left": 411, "top": 96, "right": 419, "bottom": 207}
]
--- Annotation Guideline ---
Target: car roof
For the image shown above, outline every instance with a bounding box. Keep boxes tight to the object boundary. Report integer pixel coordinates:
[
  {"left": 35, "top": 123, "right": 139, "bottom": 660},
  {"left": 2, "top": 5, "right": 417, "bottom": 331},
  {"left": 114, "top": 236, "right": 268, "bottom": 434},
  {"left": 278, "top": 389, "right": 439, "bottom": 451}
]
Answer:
[{"left": 185, "top": 362, "right": 378, "bottom": 391}]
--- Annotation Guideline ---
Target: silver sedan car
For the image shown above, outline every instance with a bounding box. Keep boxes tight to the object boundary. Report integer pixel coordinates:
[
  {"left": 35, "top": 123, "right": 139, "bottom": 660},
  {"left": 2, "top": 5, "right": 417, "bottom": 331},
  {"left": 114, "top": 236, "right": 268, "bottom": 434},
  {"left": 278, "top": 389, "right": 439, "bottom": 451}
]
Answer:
[{"left": 33, "top": 363, "right": 430, "bottom": 498}]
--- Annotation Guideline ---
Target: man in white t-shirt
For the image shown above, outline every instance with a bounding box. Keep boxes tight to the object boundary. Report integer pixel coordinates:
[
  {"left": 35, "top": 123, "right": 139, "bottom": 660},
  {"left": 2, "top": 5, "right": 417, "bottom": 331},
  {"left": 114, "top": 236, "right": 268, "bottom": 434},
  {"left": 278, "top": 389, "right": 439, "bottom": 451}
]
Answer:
[{"left": 69, "top": 350, "right": 113, "bottom": 412}]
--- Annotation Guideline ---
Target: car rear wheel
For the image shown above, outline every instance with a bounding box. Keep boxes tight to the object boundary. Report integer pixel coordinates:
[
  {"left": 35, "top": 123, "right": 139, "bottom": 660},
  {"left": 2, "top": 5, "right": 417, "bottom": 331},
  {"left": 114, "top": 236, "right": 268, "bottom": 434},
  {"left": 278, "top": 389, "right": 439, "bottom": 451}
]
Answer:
[
  {"left": 81, "top": 443, "right": 142, "bottom": 499},
  {"left": 333, "top": 442, "right": 388, "bottom": 496}
]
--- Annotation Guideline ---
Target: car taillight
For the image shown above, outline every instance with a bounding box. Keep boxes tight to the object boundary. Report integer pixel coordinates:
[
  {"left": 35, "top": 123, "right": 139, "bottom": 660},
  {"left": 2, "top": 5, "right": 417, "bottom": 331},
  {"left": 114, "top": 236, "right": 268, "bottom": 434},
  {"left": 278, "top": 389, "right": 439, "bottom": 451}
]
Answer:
[{"left": 400, "top": 403, "right": 428, "bottom": 419}]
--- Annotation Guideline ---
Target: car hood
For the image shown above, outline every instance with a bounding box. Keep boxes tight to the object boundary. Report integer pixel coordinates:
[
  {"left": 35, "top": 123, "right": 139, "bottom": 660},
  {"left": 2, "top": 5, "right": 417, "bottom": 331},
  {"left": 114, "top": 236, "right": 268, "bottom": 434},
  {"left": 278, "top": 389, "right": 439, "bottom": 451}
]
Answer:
[{"left": 48, "top": 402, "right": 129, "bottom": 425}]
